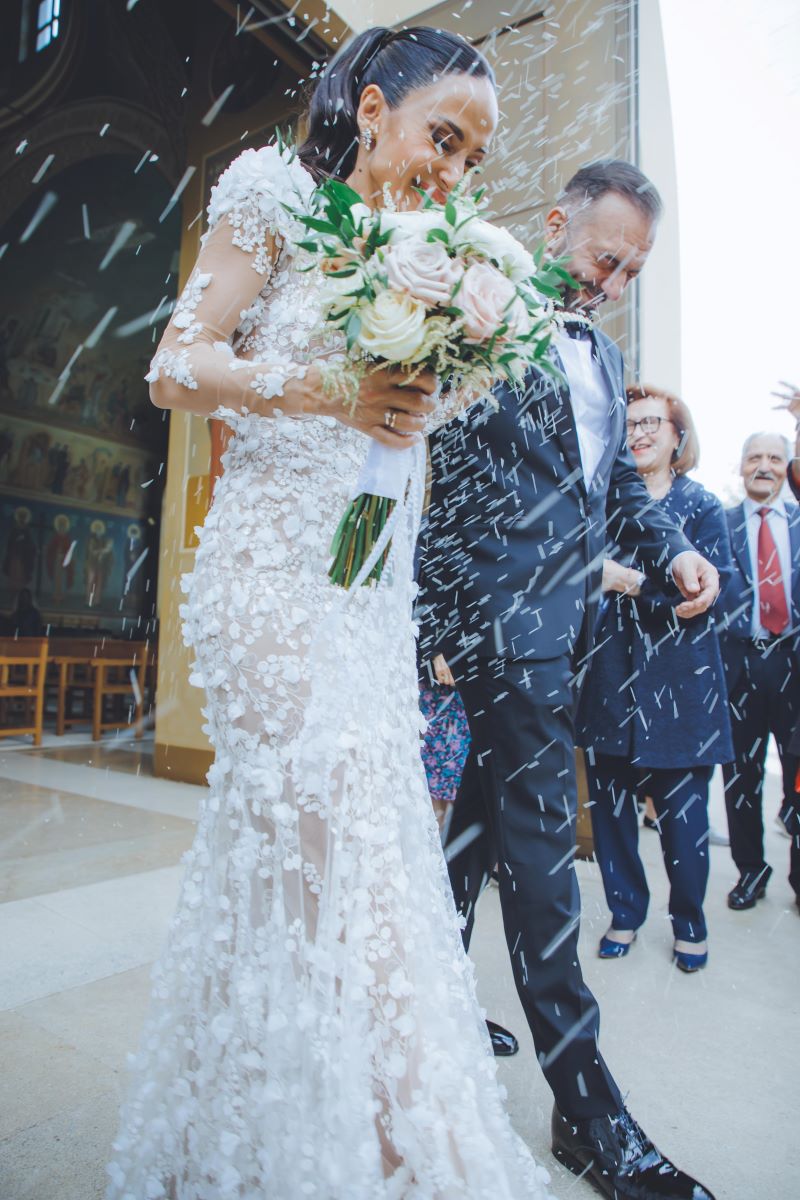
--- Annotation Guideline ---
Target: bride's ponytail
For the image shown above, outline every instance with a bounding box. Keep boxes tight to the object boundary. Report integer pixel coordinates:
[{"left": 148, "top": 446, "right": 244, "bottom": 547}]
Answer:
[{"left": 297, "top": 26, "right": 494, "bottom": 182}]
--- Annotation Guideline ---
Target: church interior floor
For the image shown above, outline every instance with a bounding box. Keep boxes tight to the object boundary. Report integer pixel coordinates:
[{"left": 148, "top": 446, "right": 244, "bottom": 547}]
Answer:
[{"left": 0, "top": 730, "right": 797, "bottom": 1199}]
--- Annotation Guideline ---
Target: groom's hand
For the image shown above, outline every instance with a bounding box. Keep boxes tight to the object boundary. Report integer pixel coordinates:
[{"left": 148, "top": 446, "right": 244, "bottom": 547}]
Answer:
[{"left": 670, "top": 551, "right": 720, "bottom": 619}]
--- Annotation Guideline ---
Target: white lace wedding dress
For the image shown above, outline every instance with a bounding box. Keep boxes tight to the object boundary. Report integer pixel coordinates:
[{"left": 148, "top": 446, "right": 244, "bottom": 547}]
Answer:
[{"left": 106, "top": 144, "right": 553, "bottom": 1200}]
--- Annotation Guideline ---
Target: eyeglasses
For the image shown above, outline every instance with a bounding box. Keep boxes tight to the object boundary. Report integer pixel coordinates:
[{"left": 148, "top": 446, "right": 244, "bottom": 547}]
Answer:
[{"left": 625, "top": 415, "right": 671, "bottom": 437}]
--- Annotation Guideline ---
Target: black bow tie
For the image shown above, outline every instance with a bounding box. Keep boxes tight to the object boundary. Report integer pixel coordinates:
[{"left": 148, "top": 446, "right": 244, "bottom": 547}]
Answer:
[{"left": 560, "top": 315, "right": 594, "bottom": 339}]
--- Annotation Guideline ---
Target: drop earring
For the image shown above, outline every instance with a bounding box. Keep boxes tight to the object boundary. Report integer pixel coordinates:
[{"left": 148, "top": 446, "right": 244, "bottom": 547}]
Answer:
[{"left": 361, "top": 125, "right": 376, "bottom": 150}]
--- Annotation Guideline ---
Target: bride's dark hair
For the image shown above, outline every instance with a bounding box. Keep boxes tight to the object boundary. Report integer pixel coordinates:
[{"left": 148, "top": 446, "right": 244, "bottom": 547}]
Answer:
[{"left": 297, "top": 26, "right": 495, "bottom": 182}]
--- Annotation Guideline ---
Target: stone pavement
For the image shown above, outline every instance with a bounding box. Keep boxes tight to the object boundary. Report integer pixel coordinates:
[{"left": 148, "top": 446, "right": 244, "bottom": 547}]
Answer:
[{"left": 0, "top": 732, "right": 797, "bottom": 1199}]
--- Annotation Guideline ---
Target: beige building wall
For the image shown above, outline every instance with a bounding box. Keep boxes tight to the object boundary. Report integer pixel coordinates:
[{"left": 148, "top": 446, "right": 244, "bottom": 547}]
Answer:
[
  {"left": 637, "top": 0, "right": 681, "bottom": 394},
  {"left": 155, "top": 0, "right": 640, "bottom": 783},
  {"left": 370, "top": 1, "right": 638, "bottom": 353}
]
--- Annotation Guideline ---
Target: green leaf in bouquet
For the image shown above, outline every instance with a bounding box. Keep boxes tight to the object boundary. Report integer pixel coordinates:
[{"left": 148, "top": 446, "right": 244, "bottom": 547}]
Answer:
[
  {"left": 345, "top": 310, "right": 362, "bottom": 350},
  {"left": 326, "top": 266, "right": 359, "bottom": 277},
  {"left": 323, "top": 178, "right": 366, "bottom": 210},
  {"left": 445, "top": 196, "right": 458, "bottom": 227},
  {"left": 533, "top": 242, "right": 545, "bottom": 268},
  {"left": 533, "top": 280, "right": 563, "bottom": 300},
  {"left": 551, "top": 264, "right": 579, "bottom": 286},
  {"left": 426, "top": 228, "right": 451, "bottom": 244},
  {"left": 302, "top": 215, "right": 341, "bottom": 236}
]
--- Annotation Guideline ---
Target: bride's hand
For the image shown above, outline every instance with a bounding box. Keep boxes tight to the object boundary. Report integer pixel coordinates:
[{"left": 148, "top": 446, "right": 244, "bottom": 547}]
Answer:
[{"left": 304, "top": 364, "right": 440, "bottom": 448}]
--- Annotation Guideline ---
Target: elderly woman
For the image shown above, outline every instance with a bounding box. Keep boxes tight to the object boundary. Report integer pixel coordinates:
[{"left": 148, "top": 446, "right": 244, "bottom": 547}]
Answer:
[{"left": 578, "top": 385, "right": 733, "bottom": 972}]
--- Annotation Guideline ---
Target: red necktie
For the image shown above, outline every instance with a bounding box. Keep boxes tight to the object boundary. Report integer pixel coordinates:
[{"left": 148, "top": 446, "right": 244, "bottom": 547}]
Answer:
[{"left": 757, "top": 507, "right": 789, "bottom": 634}]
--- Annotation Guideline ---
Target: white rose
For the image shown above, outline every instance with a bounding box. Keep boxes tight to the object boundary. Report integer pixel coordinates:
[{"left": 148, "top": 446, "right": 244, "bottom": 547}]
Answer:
[
  {"left": 458, "top": 262, "right": 524, "bottom": 342},
  {"left": 453, "top": 217, "right": 536, "bottom": 282},
  {"left": 319, "top": 264, "right": 368, "bottom": 311},
  {"left": 383, "top": 237, "right": 463, "bottom": 307},
  {"left": 349, "top": 201, "right": 373, "bottom": 226},
  {"left": 379, "top": 210, "right": 446, "bottom": 244},
  {"left": 357, "top": 291, "right": 427, "bottom": 362}
]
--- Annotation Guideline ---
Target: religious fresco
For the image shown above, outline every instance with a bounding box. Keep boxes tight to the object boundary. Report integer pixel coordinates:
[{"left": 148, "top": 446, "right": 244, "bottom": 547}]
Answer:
[
  {"left": 0, "top": 496, "right": 154, "bottom": 621},
  {"left": 0, "top": 152, "right": 177, "bottom": 628},
  {"left": 0, "top": 412, "right": 158, "bottom": 514}
]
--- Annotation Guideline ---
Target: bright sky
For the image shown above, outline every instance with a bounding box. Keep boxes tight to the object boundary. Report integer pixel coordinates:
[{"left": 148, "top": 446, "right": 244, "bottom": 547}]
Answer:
[{"left": 659, "top": 0, "right": 800, "bottom": 501}]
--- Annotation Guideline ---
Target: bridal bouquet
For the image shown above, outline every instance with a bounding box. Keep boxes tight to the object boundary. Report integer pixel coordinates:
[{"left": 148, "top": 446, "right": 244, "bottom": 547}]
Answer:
[{"left": 292, "top": 178, "right": 569, "bottom": 588}]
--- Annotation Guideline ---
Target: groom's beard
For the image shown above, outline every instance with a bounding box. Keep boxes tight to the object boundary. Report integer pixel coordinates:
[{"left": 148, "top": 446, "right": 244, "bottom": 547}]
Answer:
[{"left": 560, "top": 282, "right": 605, "bottom": 314}]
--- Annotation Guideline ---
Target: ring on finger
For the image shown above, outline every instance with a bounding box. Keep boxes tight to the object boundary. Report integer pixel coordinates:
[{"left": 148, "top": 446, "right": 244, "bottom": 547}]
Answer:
[{"left": 384, "top": 409, "right": 398, "bottom": 430}]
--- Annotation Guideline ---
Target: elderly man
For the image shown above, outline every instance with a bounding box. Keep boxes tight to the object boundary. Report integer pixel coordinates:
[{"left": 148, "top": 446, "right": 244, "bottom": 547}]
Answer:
[
  {"left": 718, "top": 432, "right": 800, "bottom": 911},
  {"left": 419, "top": 161, "right": 719, "bottom": 1200}
]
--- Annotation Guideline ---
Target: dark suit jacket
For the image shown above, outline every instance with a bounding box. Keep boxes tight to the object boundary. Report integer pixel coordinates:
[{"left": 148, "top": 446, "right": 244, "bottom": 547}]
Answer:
[
  {"left": 717, "top": 499, "right": 800, "bottom": 686},
  {"left": 417, "top": 329, "right": 694, "bottom": 664},
  {"left": 577, "top": 474, "right": 734, "bottom": 768}
]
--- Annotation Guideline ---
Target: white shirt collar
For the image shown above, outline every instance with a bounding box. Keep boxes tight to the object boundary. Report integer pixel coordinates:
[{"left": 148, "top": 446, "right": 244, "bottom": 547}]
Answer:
[{"left": 744, "top": 495, "right": 787, "bottom": 519}]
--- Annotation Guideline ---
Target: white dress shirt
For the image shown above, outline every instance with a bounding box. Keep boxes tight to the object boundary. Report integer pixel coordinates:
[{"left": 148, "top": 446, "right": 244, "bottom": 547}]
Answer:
[
  {"left": 554, "top": 330, "right": 613, "bottom": 487},
  {"left": 743, "top": 495, "right": 793, "bottom": 637}
]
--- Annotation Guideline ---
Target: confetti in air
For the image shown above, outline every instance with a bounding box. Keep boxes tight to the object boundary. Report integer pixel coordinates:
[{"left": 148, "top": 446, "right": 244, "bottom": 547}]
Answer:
[
  {"left": 202, "top": 85, "right": 235, "bottom": 126},
  {"left": 125, "top": 548, "right": 149, "bottom": 593},
  {"left": 19, "top": 191, "right": 58, "bottom": 243},
  {"left": 84, "top": 306, "right": 119, "bottom": 347},
  {"left": 159, "top": 166, "right": 196, "bottom": 224},
  {"left": 99, "top": 220, "right": 137, "bottom": 271},
  {"left": 31, "top": 154, "right": 55, "bottom": 184}
]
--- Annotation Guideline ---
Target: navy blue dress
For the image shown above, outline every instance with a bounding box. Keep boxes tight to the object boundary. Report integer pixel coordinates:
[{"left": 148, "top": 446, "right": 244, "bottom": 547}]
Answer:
[
  {"left": 578, "top": 473, "right": 734, "bottom": 768},
  {"left": 578, "top": 474, "right": 734, "bottom": 944}
]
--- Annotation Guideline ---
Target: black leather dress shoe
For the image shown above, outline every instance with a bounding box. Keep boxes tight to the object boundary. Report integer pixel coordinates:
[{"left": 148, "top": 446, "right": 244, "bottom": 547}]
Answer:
[
  {"left": 551, "top": 1106, "right": 716, "bottom": 1199},
  {"left": 727, "top": 865, "right": 772, "bottom": 910},
  {"left": 486, "top": 1019, "right": 518, "bottom": 1056}
]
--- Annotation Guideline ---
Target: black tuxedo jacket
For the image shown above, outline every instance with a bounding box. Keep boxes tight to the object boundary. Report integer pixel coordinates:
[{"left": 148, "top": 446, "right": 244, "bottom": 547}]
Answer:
[
  {"left": 717, "top": 500, "right": 800, "bottom": 685},
  {"left": 417, "top": 329, "right": 694, "bottom": 664}
]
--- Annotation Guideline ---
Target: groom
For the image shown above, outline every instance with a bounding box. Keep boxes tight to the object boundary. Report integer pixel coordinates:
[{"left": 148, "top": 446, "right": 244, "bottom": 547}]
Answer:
[{"left": 418, "top": 161, "right": 718, "bottom": 1199}]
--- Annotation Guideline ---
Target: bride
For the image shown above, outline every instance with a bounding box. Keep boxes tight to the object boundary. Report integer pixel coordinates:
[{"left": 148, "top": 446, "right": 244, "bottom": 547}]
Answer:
[{"left": 107, "top": 26, "right": 554, "bottom": 1200}]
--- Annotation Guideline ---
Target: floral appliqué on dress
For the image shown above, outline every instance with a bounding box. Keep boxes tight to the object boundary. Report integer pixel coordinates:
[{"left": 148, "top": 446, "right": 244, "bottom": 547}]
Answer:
[{"left": 107, "top": 144, "right": 552, "bottom": 1200}]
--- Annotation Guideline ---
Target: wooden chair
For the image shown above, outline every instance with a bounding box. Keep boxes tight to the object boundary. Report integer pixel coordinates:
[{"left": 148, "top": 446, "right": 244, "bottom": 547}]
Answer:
[
  {"left": 0, "top": 638, "right": 49, "bottom": 746},
  {"left": 49, "top": 637, "right": 108, "bottom": 736},
  {"left": 91, "top": 642, "right": 149, "bottom": 741}
]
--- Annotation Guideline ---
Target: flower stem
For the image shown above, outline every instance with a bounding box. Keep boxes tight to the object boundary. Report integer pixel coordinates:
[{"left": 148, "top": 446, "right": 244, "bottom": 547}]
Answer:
[{"left": 328, "top": 492, "right": 396, "bottom": 589}]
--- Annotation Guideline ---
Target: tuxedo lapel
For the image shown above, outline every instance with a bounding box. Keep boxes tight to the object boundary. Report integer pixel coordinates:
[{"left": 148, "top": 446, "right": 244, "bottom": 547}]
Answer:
[
  {"left": 588, "top": 331, "right": 625, "bottom": 491},
  {"left": 787, "top": 503, "right": 800, "bottom": 616},
  {"left": 729, "top": 503, "right": 753, "bottom": 583}
]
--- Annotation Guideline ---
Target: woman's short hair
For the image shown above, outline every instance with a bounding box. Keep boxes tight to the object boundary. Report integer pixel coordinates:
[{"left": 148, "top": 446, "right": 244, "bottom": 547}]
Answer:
[
  {"left": 297, "top": 26, "right": 494, "bottom": 182},
  {"left": 625, "top": 383, "right": 700, "bottom": 476}
]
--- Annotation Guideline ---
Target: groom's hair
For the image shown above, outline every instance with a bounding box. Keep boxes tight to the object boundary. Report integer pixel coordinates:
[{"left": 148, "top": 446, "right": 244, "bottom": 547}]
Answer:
[{"left": 561, "top": 160, "right": 663, "bottom": 223}]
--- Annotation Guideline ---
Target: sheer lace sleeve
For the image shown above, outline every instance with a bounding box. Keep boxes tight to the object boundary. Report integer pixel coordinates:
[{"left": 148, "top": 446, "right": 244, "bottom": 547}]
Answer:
[{"left": 146, "top": 145, "right": 316, "bottom": 417}]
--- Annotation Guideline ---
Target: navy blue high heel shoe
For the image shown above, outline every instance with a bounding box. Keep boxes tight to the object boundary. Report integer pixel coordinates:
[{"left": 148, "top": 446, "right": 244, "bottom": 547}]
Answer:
[
  {"left": 598, "top": 932, "right": 636, "bottom": 958},
  {"left": 673, "top": 945, "right": 708, "bottom": 973}
]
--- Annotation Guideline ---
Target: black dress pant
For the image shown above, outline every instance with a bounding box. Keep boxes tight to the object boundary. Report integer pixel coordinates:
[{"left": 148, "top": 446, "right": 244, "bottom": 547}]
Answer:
[
  {"left": 722, "top": 640, "right": 800, "bottom": 892},
  {"left": 445, "top": 654, "right": 623, "bottom": 1121}
]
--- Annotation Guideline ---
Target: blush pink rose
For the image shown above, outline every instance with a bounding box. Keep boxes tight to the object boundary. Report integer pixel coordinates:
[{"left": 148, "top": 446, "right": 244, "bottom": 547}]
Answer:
[
  {"left": 458, "top": 262, "right": 530, "bottom": 341},
  {"left": 383, "top": 237, "right": 464, "bottom": 307}
]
